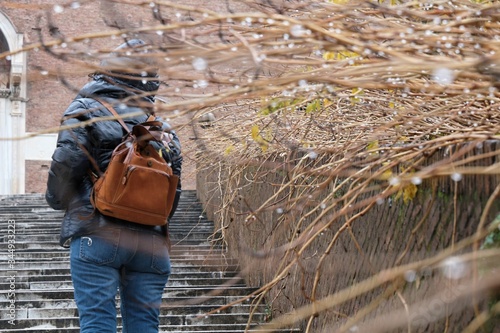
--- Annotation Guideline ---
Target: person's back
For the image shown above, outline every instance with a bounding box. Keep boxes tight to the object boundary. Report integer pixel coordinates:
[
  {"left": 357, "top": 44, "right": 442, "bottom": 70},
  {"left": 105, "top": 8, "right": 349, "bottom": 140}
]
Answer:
[{"left": 45, "top": 39, "right": 182, "bottom": 333}]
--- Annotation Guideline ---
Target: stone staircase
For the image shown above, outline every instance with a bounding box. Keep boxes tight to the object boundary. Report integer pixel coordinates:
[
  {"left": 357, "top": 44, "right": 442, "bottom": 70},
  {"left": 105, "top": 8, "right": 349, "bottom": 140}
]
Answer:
[{"left": 0, "top": 191, "right": 299, "bottom": 333}]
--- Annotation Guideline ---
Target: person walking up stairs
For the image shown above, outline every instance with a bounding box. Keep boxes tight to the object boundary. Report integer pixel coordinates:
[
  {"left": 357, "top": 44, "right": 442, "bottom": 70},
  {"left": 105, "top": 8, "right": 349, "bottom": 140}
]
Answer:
[{"left": 0, "top": 190, "right": 301, "bottom": 333}]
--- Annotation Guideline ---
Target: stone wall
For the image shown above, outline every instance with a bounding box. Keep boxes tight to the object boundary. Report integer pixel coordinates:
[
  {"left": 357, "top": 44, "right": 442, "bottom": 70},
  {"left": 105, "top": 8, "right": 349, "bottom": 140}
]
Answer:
[{"left": 196, "top": 140, "right": 500, "bottom": 332}]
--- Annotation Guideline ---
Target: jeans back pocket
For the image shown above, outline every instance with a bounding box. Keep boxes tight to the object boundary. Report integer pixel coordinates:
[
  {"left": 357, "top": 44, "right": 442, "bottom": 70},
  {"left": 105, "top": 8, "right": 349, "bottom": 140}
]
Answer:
[
  {"left": 78, "top": 229, "right": 121, "bottom": 265},
  {"left": 151, "top": 235, "right": 171, "bottom": 275}
]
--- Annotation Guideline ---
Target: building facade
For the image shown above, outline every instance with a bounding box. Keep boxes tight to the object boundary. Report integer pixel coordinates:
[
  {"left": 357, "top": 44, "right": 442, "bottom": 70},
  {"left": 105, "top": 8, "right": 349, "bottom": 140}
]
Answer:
[{"left": 0, "top": 10, "right": 29, "bottom": 195}]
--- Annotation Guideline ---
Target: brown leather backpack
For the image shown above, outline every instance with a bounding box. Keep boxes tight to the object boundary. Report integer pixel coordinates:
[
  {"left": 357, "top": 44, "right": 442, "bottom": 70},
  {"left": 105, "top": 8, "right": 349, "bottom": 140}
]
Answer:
[{"left": 89, "top": 102, "right": 179, "bottom": 226}]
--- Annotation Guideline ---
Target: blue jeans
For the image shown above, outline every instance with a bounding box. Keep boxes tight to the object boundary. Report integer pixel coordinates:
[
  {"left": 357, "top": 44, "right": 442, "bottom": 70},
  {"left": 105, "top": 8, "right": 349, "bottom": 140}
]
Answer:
[{"left": 70, "top": 227, "right": 171, "bottom": 333}]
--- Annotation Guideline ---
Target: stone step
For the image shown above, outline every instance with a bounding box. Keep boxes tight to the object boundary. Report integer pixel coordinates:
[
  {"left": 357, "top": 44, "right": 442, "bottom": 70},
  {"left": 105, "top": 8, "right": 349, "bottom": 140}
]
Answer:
[
  {"left": 0, "top": 230, "right": 215, "bottom": 238},
  {"left": 1, "top": 298, "right": 267, "bottom": 318},
  {"left": 1, "top": 247, "right": 237, "bottom": 268},
  {"left": 0, "top": 249, "right": 231, "bottom": 260},
  {"left": 0, "top": 216, "right": 211, "bottom": 223},
  {"left": 1, "top": 300, "right": 267, "bottom": 324},
  {"left": 0, "top": 266, "right": 238, "bottom": 282},
  {"left": 4, "top": 323, "right": 300, "bottom": 333},
  {"left": 0, "top": 266, "right": 239, "bottom": 280},
  {"left": 0, "top": 218, "right": 214, "bottom": 226},
  {"left": 0, "top": 216, "right": 207, "bottom": 223},
  {"left": 0, "top": 295, "right": 252, "bottom": 309},
  {"left": 0, "top": 229, "right": 217, "bottom": 238},
  {"left": 0, "top": 206, "right": 202, "bottom": 213},
  {"left": 6, "top": 329, "right": 299, "bottom": 333},
  {"left": 0, "top": 287, "right": 258, "bottom": 302},
  {"left": 0, "top": 275, "right": 246, "bottom": 290},
  {"left": 0, "top": 234, "right": 212, "bottom": 243},
  {"left": 0, "top": 235, "right": 221, "bottom": 251},
  {"left": 0, "top": 210, "right": 204, "bottom": 216},
  {"left": 0, "top": 200, "right": 201, "bottom": 209},
  {"left": 15, "top": 311, "right": 269, "bottom": 324},
  {"left": 0, "top": 203, "right": 203, "bottom": 210},
  {"left": 0, "top": 266, "right": 240, "bottom": 277},
  {"left": 0, "top": 191, "right": 199, "bottom": 200},
  {"left": 0, "top": 211, "right": 206, "bottom": 216},
  {"left": 0, "top": 230, "right": 216, "bottom": 242},
  {"left": 0, "top": 214, "right": 211, "bottom": 220},
  {"left": 0, "top": 247, "right": 224, "bottom": 254},
  {"left": 0, "top": 257, "right": 236, "bottom": 268},
  {"left": 0, "top": 201, "right": 201, "bottom": 206},
  {"left": 2, "top": 312, "right": 268, "bottom": 329}
]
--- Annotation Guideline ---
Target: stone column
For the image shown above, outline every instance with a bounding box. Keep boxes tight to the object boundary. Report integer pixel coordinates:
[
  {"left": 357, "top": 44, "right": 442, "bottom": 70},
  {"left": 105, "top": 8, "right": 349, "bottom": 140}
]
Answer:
[
  {"left": 0, "top": 14, "right": 26, "bottom": 194},
  {"left": 0, "top": 92, "right": 14, "bottom": 194}
]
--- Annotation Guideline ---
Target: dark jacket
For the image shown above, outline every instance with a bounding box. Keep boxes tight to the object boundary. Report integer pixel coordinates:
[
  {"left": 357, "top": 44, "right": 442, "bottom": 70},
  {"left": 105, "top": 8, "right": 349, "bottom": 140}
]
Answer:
[{"left": 46, "top": 74, "right": 182, "bottom": 247}]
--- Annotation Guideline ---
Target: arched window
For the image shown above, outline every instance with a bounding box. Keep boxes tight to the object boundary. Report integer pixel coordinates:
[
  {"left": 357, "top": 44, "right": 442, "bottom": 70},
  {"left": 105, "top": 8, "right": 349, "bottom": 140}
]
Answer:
[{"left": 0, "top": 31, "right": 10, "bottom": 89}]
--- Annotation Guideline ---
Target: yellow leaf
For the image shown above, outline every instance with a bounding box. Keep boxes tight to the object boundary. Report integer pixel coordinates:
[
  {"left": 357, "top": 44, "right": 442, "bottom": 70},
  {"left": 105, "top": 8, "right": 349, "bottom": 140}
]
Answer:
[
  {"left": 403, "top": 183, "right": 418, "bottom": 203},
  {"left": 251, "top": 124, "right": 269, "bottom": 152},
  {"left": 379, "top": 161, "right": 393, "bottom": 180},
  {"left": 381, "top": 169, "right": 393, "bottom": 181},
  {"left": 367, "top": 140, "right": 379, "bottom": 157},
  {"left": 337, "top": 50, "right": 359, "bottom": 60},
  {"left": 251, "top": 125, "right": 260, "bottom": 140},
  {"left": 350, "top": 87, "right": 363, "bottom": 105},
  {"left": 367, "top": 140, "right": 379, "bottom": 151},
  {"left": 396, "top": 183, "right": 418, "bottom": 204},
  {"left": 324, "top": 50, "right": 359, "bottom": 61},
  {"left": 323, "top": 51, "right": 336, "bottom": 61},
  {"left": 378, "top": 0, "right": 400, "bottom": 3},
  {"left": 224, "top": 145, "right": 234, "bottom": 155}
]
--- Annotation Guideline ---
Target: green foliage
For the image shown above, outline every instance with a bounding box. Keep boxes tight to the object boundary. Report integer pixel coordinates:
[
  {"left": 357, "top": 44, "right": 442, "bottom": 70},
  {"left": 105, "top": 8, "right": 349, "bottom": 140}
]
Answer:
[
  {"left": 481, "top": 214, "right": 500, "bottom": 250},
  {"left": 479, "top": 214, "right": 500, "bottom": 330},
  {"left": 260, "top": 98, "right": 303, "bottom": 116},
  {"left": 305, "top": 99, "right": 321, "bottom": 113},
  {"left": 264, "top": 304, "right": 273, "bottom": 322}
]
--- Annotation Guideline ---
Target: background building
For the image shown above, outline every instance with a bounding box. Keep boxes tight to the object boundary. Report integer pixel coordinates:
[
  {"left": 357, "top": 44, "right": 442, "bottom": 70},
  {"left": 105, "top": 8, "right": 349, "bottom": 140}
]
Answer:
[{"left": 0, "top": 1, "right": 226, "bottom": 194}]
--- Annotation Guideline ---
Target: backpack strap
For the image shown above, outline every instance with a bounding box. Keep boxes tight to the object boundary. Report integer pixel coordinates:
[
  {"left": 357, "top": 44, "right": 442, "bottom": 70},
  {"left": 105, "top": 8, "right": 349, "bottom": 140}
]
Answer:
[
  {"left": 97, "top": 100, "right": 160, "bottom": 136},
  {"left": 97, "top": 99, "right": 131, "bottom": 134},
  {"left": 96, "top": 98, "right": 168, "bottom": 149}
]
